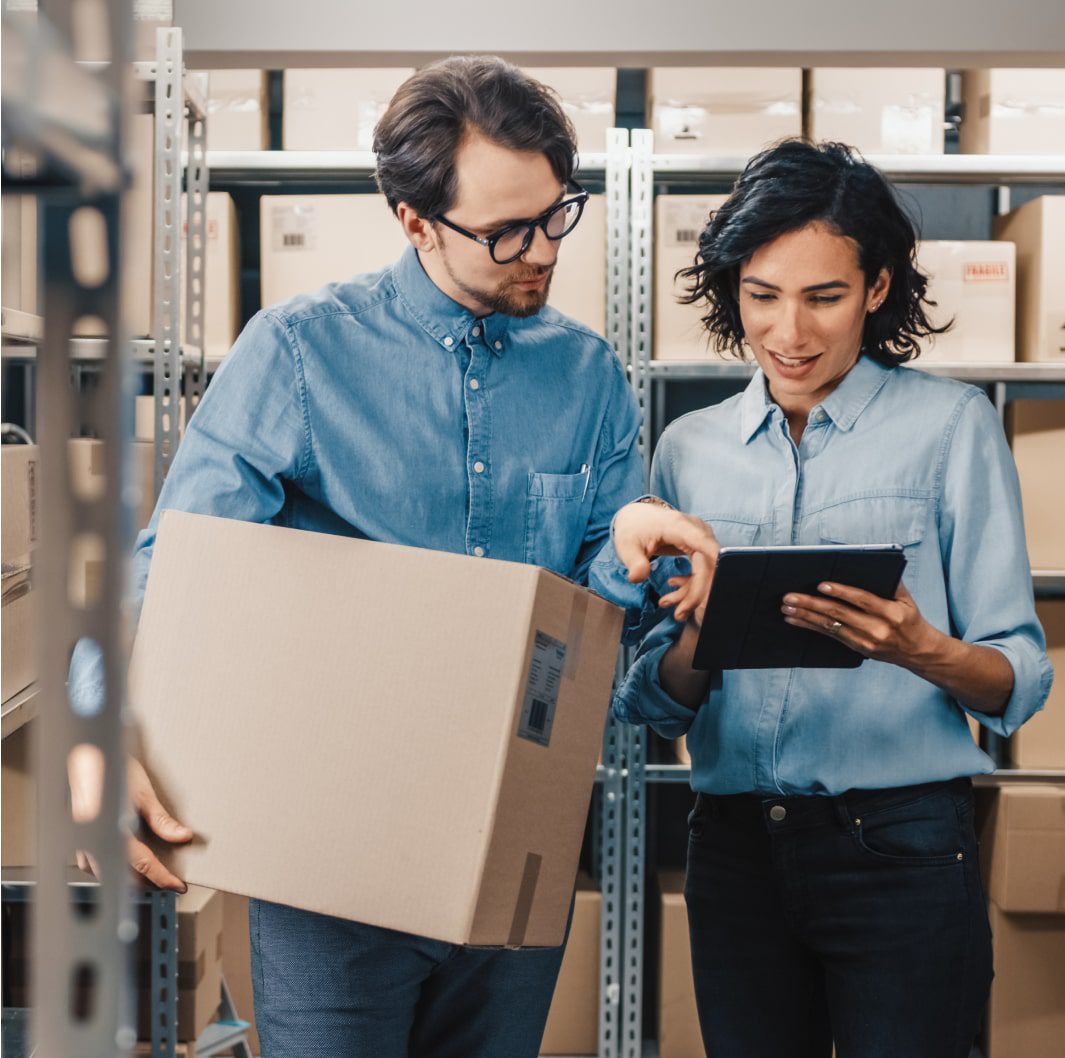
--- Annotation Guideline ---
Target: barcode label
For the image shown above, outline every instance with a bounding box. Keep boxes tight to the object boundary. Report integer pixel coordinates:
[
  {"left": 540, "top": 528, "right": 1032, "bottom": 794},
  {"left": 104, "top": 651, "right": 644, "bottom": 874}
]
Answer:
[
  {"left": 518, "top": 631, "right": 567, "bottom": 747},
  {"left": 271, "top": 203, "right": 317, "bottom": 253},
  {"left": 282, "top": 232, "right": 305, "bottom": 248},
  {"left": 674, "top": 228, "right": 699, "bottom": 244}
]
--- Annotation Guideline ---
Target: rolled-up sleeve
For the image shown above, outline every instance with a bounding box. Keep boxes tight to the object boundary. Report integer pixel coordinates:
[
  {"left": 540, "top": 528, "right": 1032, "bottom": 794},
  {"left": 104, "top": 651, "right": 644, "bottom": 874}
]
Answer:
[{"left": 938, "top": 391, "right": 1054, "bottom": 736}]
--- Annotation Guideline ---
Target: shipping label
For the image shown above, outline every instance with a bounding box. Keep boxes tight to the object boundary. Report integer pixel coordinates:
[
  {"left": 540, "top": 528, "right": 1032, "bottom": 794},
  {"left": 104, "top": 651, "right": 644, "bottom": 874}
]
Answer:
[{"left": 518, "top": 631, "right": 567, "bottom": 747}]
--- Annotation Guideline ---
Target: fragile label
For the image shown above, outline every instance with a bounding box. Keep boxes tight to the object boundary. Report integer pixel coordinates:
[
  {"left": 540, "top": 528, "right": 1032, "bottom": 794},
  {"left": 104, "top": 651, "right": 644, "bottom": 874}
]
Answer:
[
  {"left": 518, "top": 631, "right": 567, "bottom": 747},
  {"left": 271, "top": 203, "right": 317, "bottom": 253},
  {"left": 964, "top": 261, "right": 1010, "bottom": 283}
]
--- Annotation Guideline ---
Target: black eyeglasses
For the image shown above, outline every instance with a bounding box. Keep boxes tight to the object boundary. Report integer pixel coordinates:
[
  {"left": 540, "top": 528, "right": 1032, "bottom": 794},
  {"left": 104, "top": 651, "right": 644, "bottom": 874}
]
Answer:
[{"left": 432, "top": 181, "right": 589, "bottom": 265}]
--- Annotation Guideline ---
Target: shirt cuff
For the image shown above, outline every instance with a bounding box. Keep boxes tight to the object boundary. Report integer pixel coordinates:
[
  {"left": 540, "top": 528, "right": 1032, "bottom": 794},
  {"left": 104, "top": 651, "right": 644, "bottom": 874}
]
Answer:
[
  {"left": 611, "top": 626, "right": 699, "bottom": 740},
  {"left": 964, "top": 636, "right": 1054, "bottom": 738}
]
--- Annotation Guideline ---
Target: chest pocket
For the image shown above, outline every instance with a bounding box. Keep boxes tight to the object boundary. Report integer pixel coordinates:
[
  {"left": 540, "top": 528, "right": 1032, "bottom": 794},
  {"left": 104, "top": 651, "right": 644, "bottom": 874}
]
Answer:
[
  {"left": 524, "top": 471, "right": 592, "bottom": 576},
  {"left": 818, "top": 495, "right": 929, "bottom": 586},
  {"left": 699, "top": 514, "right": 763, "bottom": 549}
]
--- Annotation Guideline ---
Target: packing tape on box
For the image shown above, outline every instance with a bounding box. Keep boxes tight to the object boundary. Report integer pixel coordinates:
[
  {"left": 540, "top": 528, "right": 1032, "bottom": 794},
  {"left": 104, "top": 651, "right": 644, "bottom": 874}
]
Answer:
[
  {"left": 563, "top": 591, "right": 588, "bottom": 682},
  {"left": 507, "top": 851, "right": 543, "bottom": 948}
]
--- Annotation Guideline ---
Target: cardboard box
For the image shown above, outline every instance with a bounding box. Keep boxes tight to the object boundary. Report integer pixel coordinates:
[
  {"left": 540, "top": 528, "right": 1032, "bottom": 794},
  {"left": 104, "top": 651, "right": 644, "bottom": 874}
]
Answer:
[
  {"left": 648, "top": 68, "right": 802, "bottom": 155},
  {"left": 260, "top": 194, "right": 408, "bottom": 306},
  {"left": 182, "top": 191, "right": 241, "bottom": 360},
  {"left": 960, "top": 69, "right": 1065, "bottom": 155},
  {"left": 549, "top": 194, "right": 606, "bottom": 335},
  {"left": 1, "top": 723, "right": 36, "bottom": 867},
  {"left": 523, "top": 68, "right": 616, "bottom": 155},
  {"left": 675, "top": 734, "right": 691, "bottom": 765},
  {"left": 653, "top": 195, "right": 729, "bottom": 360},
  {"left": 1007, "top": 401, "right": 1065, "bottom": 570},
  {"left": 985, "top": 900, "right": 1065, "bottom": 1058},
  {"left": 659, "top": 871, "right": 702, "bottom": 1058},
  {"left": 2, "top": 445, "right": 39, "bottom": 703},
  {"left": 993, "top": 196, "right": 1065, "bottom": 364},
  {"left": 1010, "top": 600, "right": 1065, "bottom": 768},
  {"left": 205, "top": 70, "right": 269, "bottom": 150},
  {"left": 540, "top": 873, "right": 600, "bottom": 1055},
  {"left": 136, "top": 886, "right": 223, "bottom": 1041},
  {"left": 913, "top": 241, "right": 1015, "bottom": 364},
  {"left": 1, "top": 190, "right": 37, "bottom": 313},
  {"left": 136, "top": 396, "right": 187, "bottom": 444},
  {"left": 68, "top": 439, "right": 158, "bottom": 533},
  {"left": 221, "top": 893, "right": 260, "bottom": 1055},
  {"left": 282, "top": 68, "right": 414, "bottom": 151},
  {"left": 807, "top": 69, "right": 945, "bottom": 155},
  {"left": 130, "top": 511, "right": 622, "bottom": 946},
  {"left": 981, "top": 786, "right": 1065, "bottom": 913}
]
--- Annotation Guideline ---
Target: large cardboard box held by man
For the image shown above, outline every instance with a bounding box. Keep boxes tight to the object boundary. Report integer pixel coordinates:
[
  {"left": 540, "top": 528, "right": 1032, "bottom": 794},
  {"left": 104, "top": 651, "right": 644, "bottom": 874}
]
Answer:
[{"left": 130, "top": 511, "right": 622, "bottom": 947}]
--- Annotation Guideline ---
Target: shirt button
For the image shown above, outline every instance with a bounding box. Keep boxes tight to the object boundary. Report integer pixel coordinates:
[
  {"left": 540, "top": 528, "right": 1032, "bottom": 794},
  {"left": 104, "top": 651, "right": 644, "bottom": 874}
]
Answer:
[
  {"left": 473, "top": 546, "right": 485, "bottom": 557},
  {"left": 769, "top": 805, "right": 787, "bottom": 822},
  {"left": 469, "top": 378, "right": 480, "bottom": 390},
  {"left": 473, "top": 461, "right": 485, "bottom": 474},
  {"left": 494, "top": 340, "right": 502, "bottom": 351},
  {"left": 811, "top": 410, "right": 824, "bottom": 423},
  {"left": 471, "top": 326, "right": 481, "bottom": 338},
  {"left": 443, "top": 336, "right": 454, "bottom": 347}
]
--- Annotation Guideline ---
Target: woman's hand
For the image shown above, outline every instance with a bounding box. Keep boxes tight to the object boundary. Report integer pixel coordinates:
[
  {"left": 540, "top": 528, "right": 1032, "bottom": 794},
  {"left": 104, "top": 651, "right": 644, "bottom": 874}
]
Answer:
[{"left": 781, "top": 580, "right": 939, "bottom": 668}]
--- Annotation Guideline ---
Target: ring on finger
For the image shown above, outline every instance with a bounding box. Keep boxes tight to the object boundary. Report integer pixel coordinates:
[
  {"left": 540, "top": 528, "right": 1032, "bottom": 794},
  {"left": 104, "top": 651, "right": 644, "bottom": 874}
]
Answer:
[{"left": 827, "top": 619, "right": 843, "bottom": 633}]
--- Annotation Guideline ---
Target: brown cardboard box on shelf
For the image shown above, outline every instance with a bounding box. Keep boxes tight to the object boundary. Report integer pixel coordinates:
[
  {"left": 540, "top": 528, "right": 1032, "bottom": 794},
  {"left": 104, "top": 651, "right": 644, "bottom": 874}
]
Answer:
[
  {"left": 675, "top": 734, "right": 691, "bottom": 766},
  {"left": 221, "top": 893, "right": 260, "bottom": 1055},
  {"left": 659, "top": 871, "right": 702, "bottom": 1058},
  {"left": 130, "top": 511, "right": 623, "bottom": 946},
  {"left": 648, "top": 68, "right": 802, "bottom": 155},
  {"left": 2, "top": 445, "right": 38, "bottom": 704},
  {"left": 985, "top": 902, "right": 1065, "bottom": 1058},
  {"left": 653, "top": 195, "right": 729, "bottom": 360},
  {"left": 1010, "top": 600, "right": 1065, "bottom": 768},
  {"left": 182, "top": 191, "right": 241, "bottom": 360},
  {"left": 68, "top": 439, "right": 157, "bottom": 533},
  {"left": 980, "top": 786, "right": 1065, "bottom": 913},
  {"left": 259, "top": 194, "right": 408, "bottom": 307},
  {"left": 135, "top": 396, "right": 187, "bottom": 443},
  {"left": 523, "top": 68, "right": 616, "bottom": 155},
  {"left": 806, "top": 69, "right": 945, "bottom": 155},
  {"left": 205, "top": 70, "right": 269, "bottom": 150},
  {"left": 1, "top": 190, "right": 37, "bottom": 314},
  {"left": 993, "top": 195, "right": 1065, "bottom": 364},
  {"left": 913, "top": 241, "right": 1015, "bottom": 364},
  {"left": 135, "top": 1044, "right": 194, "bottom": 1058},
  {"left": 282, "top": 69, "right": 414, "bottom": 151},
  {"left": 960, "top": 69, "right": 1065, "bottom": 156},
  {"left": 1007, "top": 401, "right": 1065, "bottom": 571},
  {"left": 540, "top": 872, "right": 601, "bottom": 1055},
  {"left": 136, "top": 886, "right": 224, "bottom": 1042},
  {"left": 549, "top": 194, "right": 607, "bottom": 335},
  {"left": 1, "top": 723, "right": 36, "bottom": 867}
]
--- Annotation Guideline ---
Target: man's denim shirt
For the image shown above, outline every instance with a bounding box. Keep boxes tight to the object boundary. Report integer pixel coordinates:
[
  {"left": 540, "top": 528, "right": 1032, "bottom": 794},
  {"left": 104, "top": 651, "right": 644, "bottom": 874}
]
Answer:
[
  {"left": 69, "top": 246, "right": 644, "bottom": 711},
  {"left": 590, "top": 356, "right": 1053, "bottom": 796}
]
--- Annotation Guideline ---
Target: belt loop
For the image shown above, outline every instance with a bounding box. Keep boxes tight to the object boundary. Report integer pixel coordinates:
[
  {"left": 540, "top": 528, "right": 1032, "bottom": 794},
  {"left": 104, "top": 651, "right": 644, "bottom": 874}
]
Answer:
[{"left": 832, "top": 794, "right": 854, "bottom": 833}]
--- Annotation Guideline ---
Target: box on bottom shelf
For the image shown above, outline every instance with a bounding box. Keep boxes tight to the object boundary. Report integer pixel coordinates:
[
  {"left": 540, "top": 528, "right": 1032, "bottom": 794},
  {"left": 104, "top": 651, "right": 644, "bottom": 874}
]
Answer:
[{"left": 659, "top": 871, "right": 703, "bottom": 1058}]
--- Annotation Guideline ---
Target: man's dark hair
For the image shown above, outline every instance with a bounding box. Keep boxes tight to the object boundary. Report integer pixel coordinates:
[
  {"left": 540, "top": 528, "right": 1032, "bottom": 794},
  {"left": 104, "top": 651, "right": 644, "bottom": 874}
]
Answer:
[
  {"left": 373, "top": 56, "right": 577, "bottom": 218},
  {"left": 678, "top": 139, "right": 950, "bottom": 366}
]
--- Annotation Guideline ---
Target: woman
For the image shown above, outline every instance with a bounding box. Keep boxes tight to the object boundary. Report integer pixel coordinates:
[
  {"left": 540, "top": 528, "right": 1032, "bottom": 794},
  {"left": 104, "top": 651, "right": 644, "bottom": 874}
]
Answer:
[{"left": 591, "top": 139, "right": 1053, "bottom": 1058}]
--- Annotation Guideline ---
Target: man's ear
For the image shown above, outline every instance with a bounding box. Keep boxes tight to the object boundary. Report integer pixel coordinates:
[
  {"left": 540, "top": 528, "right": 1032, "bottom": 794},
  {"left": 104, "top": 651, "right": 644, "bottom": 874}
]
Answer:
[{"left": 396, "top": 203, "right": 437, "bottom": 253}]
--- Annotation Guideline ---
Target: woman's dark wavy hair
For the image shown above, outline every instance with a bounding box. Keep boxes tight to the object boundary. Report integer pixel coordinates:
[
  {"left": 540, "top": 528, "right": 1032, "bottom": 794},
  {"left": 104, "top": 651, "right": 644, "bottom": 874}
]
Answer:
[{"left": 678, "top": 139, "right": 949, "bottom": 366}]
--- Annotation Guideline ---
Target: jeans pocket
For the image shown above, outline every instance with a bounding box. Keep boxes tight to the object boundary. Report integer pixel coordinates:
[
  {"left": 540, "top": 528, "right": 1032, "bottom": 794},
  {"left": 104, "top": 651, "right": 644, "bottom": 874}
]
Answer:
[{"left": 851, "top": 788, "right": 968, "bottom": 866}]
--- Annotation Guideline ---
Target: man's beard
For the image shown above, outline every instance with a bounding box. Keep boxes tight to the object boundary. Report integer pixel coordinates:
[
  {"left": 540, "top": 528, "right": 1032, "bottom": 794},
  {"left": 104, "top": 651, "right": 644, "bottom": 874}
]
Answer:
[{"left": 440, "top": 251, "right": 554, "bottom": 319}]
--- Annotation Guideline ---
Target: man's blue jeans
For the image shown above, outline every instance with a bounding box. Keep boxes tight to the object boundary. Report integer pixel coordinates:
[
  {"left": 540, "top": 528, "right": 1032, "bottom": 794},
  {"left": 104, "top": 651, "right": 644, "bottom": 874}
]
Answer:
[
  {"left": 684, "top": 777, "right": 994, "bottom": 1058},
  {"left": 249, "top": 899, "right": 567, "bottom": 1057}
]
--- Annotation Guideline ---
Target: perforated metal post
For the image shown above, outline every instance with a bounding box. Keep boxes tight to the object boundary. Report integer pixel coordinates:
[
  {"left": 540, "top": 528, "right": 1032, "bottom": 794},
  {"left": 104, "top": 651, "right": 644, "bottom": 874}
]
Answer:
[
  {"left": 183, "top": 79, "right": 209, "bottom": 424},
  {"left": 629, "top": 130, "right": 654, "bottom": 481},
  {"left": 30, "top": 2, "right": 137, "bottom": 1056},
  {"left": 147, "top": 890, "right": 178, "bottom": 1058}
]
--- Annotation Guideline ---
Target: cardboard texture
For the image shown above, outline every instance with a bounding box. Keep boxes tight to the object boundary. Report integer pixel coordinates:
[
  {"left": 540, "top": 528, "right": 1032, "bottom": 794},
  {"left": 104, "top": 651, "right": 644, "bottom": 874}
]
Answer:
[
  {"left": 914, "top": 240, "right": 1016, "bottom": 364},
  {"left": 1, "top": 190, "right": 37, "bottom": 314},
  {"left": 993, "top": 195, "right": 1065, "bottom": 364},
  {"left": 2, "top": 445, "right": 39, "bottom": 703},
  {"left": 986, "top": 901, "right": 1065, "bottom": 1058},
  {"left": 675, "top": 735, "right": 691, "bottom": 766},
  {"left": 659, "top": 871, "right": 703, "bottom": 1058},
  {"left": 136, "top": 396, "right": 187, "bottom": 443},
  {"left": 68, "top": 439, "right": 157, "bottom": 533},
  {"left": 205, "top": 70, "right": 269, "bottom": 150},
  {"left": 259, "top": 194, "right": 409, "bottom": 307},
  {"left": 182, "top": 191, "right": 241, "bottom": 359},
  {"left": 136, "top": 886, "right": 223, "bottom": 1041},
  {"left": 550, "top": 194, "right": 607, "bottom": 335},
  {"left": 1010, "top": 600, "right": 1065, "bottom": 768},
  {"left": 221, "top": 893, "right": 260, "bottom": 1055},
  {"left": 960, "top": 69, "right": 1065, "bottom": 155},
  {"left": 1007, "top": 401, "right": 1065, "bottom": 570},
  {"left": 1, "top": 723, "right": 36, "bottom": 867},
  {"left": 653, "top": 195, "right": 729, "bottom": 360},
  {"left": 981, "top": 786, "right": 1065, "bottom": 913},
  {"left": 540, "top": 874, "right": 601, "bottom": 1055},
  {"left": 523, "top": 68, "right": 617, "bottom": 155},
  {"left": 648, "top": 68, "right": 802, "bottom": 154},
  {"left": 282, "top": 68, "right": 414, "bottom": 150},
  {"left": 807, "top": 68, "right": 945, "bottom": 154},
  {"left": 130, "top": 511, "right": 622, "bottom": 946}
]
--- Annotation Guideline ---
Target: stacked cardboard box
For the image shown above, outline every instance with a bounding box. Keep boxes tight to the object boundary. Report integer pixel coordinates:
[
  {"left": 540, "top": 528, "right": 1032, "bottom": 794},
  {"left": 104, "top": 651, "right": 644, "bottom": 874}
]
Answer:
[
  {"left": 1011, "top": 601, "right": 1065, "bottom": 768},
  {"left": 648, "top": 69, "right": 802, "bottom": 155},
  {"left": 523, "top": 68, "right": 617, "bottom": 155},
  {"left": 960, "top": 70, "right": 1065, "bottom": 155},
  {"left": 806, "top": 69, "right": 945, "bottom": 154},
  {"left": 1, "top": 160, "right": 37, "bottom": 314},
  {"left": 993, "top": 195, "right": 1065, "bottom": 364},
  {"left": 550, "top": 193, "right": 607, "bottom": 335},
  {"left": 205, "top": 70, "right": 269, "bottom": 150},
  {"left": 183, "top": 191, "right": 241, "bottom": 359},
  {"left": 980, "top": 787, "right": 1065, "bottom": 1057},
  {"left": 1007, "top": 401, "right": 1065, "bottom": 571},
  {"left": 1, "top": 723, "right": 35, "bottom": 867},
  {"left": 2, "top": 445, "right": 38, "bottom": 704},
  {"left": 659, "top": 871, "right": 703, "bottom": 1058}
]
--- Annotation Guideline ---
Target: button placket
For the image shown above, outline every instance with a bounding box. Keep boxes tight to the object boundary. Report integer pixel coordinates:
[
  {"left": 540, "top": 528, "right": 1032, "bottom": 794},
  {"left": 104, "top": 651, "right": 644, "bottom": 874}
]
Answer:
[{"left": 464, "top": 346, "right": 493, "bottom": 559}]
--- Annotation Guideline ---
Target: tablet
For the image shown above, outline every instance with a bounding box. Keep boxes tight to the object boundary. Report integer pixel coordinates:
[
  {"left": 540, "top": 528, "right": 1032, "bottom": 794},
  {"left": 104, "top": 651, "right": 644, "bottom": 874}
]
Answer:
[{"left": 692, "top": 545, "right": 906, "bottom": 671}]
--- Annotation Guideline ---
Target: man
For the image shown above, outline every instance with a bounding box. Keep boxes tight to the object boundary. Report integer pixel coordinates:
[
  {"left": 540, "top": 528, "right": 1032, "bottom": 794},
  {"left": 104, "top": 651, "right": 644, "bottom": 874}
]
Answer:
[{"left": 71, "top": 56, "right": 644, "bottom": 1057}]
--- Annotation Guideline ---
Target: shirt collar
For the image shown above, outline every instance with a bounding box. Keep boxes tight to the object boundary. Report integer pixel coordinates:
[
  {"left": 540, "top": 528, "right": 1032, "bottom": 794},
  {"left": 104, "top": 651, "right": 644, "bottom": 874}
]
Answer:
[
  {"left": 739, "top": 354, "right": 894, "bottom": 444},
  {"left": 392, "top": 245, "right": 512, "bottom": 356}
]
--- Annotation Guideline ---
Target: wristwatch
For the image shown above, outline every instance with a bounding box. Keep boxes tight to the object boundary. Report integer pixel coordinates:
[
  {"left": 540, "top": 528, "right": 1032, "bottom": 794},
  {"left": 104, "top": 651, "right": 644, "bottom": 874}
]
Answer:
[{"left": 636, "top": 495, "right": 675, "bottom": 511}]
